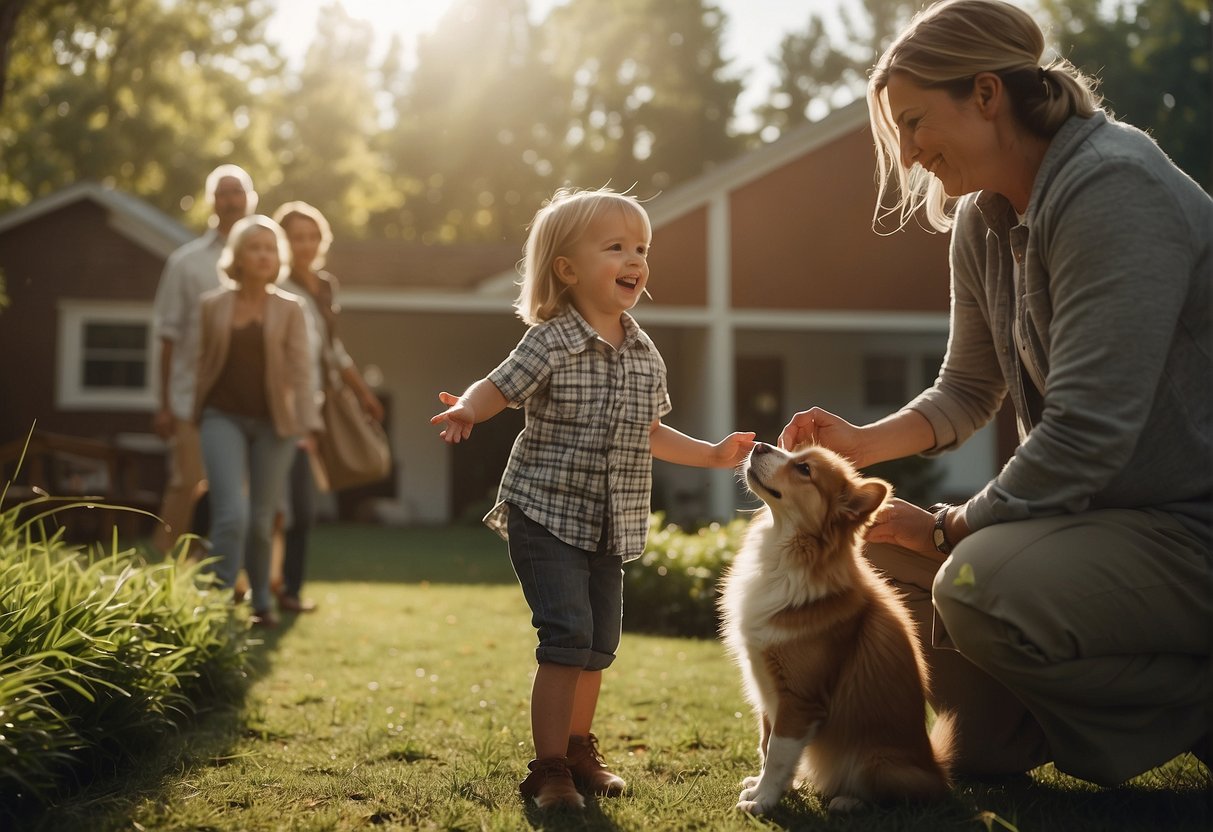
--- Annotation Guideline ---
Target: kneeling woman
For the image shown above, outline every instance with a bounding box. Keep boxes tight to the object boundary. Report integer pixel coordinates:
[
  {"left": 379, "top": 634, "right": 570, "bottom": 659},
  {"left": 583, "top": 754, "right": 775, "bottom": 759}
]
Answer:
[{"left": 194, "top": 215, "right": 321, "bottom": 627}]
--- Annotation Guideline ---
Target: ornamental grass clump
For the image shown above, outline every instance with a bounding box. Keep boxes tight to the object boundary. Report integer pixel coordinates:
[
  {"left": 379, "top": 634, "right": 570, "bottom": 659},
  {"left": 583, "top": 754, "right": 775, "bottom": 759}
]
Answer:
[
  {"left": 623, "top": 512, "right": 750, "bottom": 638},
  {"left": 0, "top": 493, "right": 249, "bottom": 809}
]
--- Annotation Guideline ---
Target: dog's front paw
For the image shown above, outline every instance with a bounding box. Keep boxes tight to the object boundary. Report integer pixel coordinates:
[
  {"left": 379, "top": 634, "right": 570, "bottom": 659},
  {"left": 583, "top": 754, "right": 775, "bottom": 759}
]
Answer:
[
  {"left": 736, "top": 797, "right": 778, "bottom": 815},
  {"left": 739, "top": 775, "right": 760, "bottom": 790}
]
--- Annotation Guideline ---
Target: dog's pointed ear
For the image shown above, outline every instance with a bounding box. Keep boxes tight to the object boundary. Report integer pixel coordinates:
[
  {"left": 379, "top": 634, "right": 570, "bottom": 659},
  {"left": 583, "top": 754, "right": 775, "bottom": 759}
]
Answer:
[{"left": 839, "top": 479, "right": 889, "bottom": 524}]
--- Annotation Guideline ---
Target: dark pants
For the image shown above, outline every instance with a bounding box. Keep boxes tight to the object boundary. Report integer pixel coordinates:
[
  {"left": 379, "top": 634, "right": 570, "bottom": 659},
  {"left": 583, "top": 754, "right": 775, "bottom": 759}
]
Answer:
[{"left": 282, "top": 446, "right": 316, "bottom": 598}]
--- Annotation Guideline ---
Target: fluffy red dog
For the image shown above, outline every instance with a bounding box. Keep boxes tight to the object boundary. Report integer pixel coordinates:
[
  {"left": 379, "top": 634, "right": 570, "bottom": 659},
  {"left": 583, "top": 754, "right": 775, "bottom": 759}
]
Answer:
[{"left": 719, "top": 442, "right": 954, "bottom": 814}]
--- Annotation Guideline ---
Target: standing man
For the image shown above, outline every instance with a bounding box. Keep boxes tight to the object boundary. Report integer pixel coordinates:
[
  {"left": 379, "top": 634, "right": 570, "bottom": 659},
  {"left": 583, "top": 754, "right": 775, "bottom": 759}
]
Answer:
[{"left": 151, "top": 164, "right": 257, "bottom": 554}]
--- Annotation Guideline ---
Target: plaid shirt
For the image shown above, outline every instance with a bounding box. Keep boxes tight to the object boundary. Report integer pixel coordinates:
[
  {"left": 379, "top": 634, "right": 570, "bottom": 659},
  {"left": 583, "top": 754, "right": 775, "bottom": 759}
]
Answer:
[{"left": 483, "top": 307, "right": 672, "bottom": 562}]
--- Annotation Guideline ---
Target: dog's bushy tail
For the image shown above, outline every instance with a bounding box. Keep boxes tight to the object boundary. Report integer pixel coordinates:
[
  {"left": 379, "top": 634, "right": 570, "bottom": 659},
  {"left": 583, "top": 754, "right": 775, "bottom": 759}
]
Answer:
[{"left": 929, "top": 709, "right": 957, "bottom": 782}]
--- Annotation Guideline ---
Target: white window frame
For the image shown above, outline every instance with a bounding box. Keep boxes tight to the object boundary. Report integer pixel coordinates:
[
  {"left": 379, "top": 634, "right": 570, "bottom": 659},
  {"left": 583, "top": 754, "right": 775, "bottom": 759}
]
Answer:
[{"left": 56, "top": 300, "right": 159, "bottom": 411}]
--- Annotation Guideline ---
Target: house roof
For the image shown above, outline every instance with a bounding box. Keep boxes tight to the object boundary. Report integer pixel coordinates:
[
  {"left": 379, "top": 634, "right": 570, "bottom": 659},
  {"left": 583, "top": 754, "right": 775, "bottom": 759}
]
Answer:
[
  {"left": 648, "top": 98, "right": 870, "bottom": 226},
  {"left": 0, "top": 180, "right": 194, "bottom": 258},
  {"left": 325, "top": 239, "right": 520, "bottom": 291},
  {"left": 476, "top": 99, "right": 872, "bottom": 294},
  {"left": 338, "top": 100, "right": 873, "bottom": 301}
]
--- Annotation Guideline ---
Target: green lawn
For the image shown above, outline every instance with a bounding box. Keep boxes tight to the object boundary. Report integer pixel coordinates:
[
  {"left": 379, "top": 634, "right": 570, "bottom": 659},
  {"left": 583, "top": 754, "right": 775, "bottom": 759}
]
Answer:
[{"left": 26, "top": 523, "right": 1212, "bottom": 831}]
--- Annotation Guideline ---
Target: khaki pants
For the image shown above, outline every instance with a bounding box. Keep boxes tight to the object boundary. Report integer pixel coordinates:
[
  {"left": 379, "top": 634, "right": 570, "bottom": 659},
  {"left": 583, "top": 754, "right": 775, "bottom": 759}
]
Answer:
[
  {"left": 152, "top": 419, "right": 206, "bottom": 555},
  {"left": 867, "top": 508, "right": 1211, "bottom": 786}
]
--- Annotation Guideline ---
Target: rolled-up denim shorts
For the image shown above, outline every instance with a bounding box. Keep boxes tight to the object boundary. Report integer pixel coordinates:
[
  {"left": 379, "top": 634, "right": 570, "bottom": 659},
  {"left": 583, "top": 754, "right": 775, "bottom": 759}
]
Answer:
[{"left": 505, "top": 504, "right": 623, "bottom": 671}]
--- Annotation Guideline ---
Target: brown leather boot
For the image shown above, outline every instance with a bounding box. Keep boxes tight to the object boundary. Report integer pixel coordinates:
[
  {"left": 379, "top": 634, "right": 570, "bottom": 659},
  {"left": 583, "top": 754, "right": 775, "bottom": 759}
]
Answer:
[
  {"left": 566, "top": 733, "right": 626, "bottom": 796},
  {"left": 519, "top": 756, "right": 585, "bottom": 809}
]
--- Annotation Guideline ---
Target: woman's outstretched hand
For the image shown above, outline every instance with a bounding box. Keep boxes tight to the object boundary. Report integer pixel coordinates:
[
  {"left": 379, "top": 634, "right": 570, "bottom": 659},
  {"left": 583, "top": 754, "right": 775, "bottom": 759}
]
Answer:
[{"left": 779, "top": 407, "right": 866, "bottom": 465}]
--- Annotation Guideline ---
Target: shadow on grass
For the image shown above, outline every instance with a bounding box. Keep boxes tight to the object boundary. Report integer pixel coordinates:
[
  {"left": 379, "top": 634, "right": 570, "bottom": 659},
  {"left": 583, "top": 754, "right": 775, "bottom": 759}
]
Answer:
[
  {"left": 306, "top": 521, "right": 517, "bottom": 585},
  {"left": 9, "top": 607, "right": 301, "bottom": 832},
  {"left": 12, "top": 696, "right": 249, "bottom": 832},
  {"left": 949, "top": 764, "right": 1213, "bottom": 832},
  {"left": 522, "top": 798, "right": 625, "bottom": 830},
  {"left": 704, "top": 765, "right": 1210, "bottom": 832}
]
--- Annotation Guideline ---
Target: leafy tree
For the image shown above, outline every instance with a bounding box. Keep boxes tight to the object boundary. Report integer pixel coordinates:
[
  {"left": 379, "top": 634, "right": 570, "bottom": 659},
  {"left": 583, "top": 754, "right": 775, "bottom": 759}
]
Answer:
[
  {"left": 0, "top": 0, "right": 282, "bottom": 223},
  {"left": 754, "top": 0, "right": 921, "bottom": 140},
  {"left": 542, "top": 0, "right": 746, "bottom": 194},
  {"left": 258, "top": 3, "right": 397, "bottom": 238},
  {"left": 1039, "top": 0, "right": 1211, "bottom": 190},
  {"left": 371, "top": 0, "right": 568, "bottom": 244},
  {"left": 757, "top": 0, "right": 1209, "bottom": 195},
  {"left": 0, "top": 0, "right": 32, "bottom": 111}
]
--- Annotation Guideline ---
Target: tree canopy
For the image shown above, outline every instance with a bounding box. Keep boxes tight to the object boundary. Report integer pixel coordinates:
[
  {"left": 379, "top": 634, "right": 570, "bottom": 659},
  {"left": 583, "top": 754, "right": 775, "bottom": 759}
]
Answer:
[
  {"left": 755, "top": 0, "right": 1210, "bottom": 189},
  {"left": 1039, "top": 0, "right": 1211, "bottom": 189},
  {"left": 1, "top": 0, "right": 1207, "bottom": 248},
  {"left": 0, "top": 0, "right": 281, "bottom": 226}
]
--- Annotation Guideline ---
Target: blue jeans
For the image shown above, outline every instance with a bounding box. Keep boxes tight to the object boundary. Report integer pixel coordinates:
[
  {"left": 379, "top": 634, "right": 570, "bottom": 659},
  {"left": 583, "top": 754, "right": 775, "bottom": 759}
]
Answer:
[
  {"left": 506, "top": 505, "right": 623, "bottom": 671},
  {"left": 199, "top": 408, "right": 298, "bottom": 613}
]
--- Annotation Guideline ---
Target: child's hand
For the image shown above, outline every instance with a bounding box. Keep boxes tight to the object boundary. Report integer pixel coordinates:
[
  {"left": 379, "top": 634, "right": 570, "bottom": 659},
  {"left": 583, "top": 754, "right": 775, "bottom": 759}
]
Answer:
[
  {"left": 713, "top": 432, "right": 756, "bottom": 468},
  {"left": 430, "top": 391, "right": 476, "bottom": 444}
]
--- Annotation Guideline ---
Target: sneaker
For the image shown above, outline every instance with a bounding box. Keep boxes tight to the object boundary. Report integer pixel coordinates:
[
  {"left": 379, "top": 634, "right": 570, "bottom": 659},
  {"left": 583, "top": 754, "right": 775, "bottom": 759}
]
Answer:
[
  {"left": 567, "top": 733, "right": 626, "bottom": 796},
  {"left": 519, "top": 757, "right": 585, "bottom": 809}
]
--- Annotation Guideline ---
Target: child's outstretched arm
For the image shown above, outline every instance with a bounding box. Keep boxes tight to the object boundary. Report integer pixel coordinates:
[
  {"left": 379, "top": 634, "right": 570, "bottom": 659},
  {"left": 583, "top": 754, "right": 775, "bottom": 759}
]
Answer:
[
  {"left": 649, "top": 420, "right": 755, "bottom": 468},
  {"left": 430, "top": 378, "right": 508, "bottom": 444}
]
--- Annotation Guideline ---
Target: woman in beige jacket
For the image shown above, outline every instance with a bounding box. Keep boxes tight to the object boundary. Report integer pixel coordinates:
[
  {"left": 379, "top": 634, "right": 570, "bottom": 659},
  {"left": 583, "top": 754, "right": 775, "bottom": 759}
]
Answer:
[{"left": 194, "top": 214, "right": 321, "bottom": 627}]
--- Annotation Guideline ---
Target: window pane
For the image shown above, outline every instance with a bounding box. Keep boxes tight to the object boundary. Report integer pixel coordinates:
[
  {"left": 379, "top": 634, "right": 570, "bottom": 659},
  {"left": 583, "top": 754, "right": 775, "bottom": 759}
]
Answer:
[
  {"left": 84, "top": 359, "right": 146, "bottom": 389},
  {"left": 863, "top": 354, "right": 908, "bottom": 408},
  {"left": 84, "top": 323, "right": 146, "bottom": 350},
  {"left": 920, "top": 353, "right": 944, "bottom": 390},
  {"left": 81, "top": 322, "right": 149, "bottom": 390},
  {"left": 735, "top": 356, "right": 784, "bottom": 446}
]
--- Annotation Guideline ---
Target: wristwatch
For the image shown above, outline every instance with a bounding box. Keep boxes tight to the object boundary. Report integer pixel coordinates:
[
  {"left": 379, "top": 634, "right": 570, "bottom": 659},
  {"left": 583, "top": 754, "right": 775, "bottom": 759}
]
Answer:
[{"left": 929, "top": 503, "right": 953, "bottom": 556}]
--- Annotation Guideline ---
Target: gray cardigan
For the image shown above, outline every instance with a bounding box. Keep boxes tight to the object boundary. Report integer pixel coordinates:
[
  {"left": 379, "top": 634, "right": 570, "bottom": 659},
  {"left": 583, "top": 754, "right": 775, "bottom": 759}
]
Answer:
[{"left": 907, "top": 111, "right": 1212, "bottom": 543}]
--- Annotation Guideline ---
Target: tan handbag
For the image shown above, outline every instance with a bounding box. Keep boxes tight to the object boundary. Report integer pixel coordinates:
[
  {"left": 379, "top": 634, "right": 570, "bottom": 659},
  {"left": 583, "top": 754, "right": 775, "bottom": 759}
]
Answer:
[
  {"left": 315, "top": 342, "right": 391, "bottom": 492},
  {"left": 317, "top": 376, "right": 390, "bottom": 491}
]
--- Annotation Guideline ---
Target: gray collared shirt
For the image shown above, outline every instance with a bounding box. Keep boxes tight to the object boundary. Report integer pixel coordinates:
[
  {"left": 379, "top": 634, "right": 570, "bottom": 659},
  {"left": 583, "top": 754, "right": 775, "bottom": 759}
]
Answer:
[{"left": 483, "top": 307, "right": 672, "bottom": 561}]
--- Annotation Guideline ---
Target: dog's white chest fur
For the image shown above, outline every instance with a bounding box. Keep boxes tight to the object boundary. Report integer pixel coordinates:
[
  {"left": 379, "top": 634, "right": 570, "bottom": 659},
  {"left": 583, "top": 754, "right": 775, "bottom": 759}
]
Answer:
[{"left": 721, "top": 513, "right": 831, "bottom": 653}]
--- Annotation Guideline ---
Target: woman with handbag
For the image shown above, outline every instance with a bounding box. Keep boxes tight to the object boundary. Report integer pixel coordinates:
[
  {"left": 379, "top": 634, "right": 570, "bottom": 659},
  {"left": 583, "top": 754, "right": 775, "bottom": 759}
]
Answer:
[{"left": 272, "top": 201, "right": 385, "bottom": 614}]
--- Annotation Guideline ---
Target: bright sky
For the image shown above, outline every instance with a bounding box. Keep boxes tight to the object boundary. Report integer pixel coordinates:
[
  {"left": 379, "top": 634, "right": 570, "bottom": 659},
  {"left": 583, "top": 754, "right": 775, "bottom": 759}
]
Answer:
[{"left": 265, "top": 0, "right": 856, "bottom": 129}]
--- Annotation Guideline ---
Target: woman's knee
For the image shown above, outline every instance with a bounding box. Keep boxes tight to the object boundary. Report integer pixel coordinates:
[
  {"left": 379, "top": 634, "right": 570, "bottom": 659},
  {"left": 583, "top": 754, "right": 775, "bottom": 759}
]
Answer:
[
  {"left": 932, "top": 521, "right": 1078, "bottom": 663},
  {"left": 931, "top": 531, "right": 1026, "bottom": 658}
]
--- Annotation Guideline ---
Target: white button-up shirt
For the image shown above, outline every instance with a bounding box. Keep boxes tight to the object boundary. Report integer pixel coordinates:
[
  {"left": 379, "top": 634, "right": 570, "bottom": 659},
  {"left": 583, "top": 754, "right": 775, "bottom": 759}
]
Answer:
[{"left": 152, "top": 229, "right": 225, "bottom": 419}]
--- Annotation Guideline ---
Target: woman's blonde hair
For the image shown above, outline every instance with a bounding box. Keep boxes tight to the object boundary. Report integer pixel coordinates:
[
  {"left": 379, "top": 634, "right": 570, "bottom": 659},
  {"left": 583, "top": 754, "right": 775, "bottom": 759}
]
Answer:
[
  {"left": 272, "top": 200, "right": 334, "bottom": 270},
  {"left": 515, "top": 187, "right": 652, "bottom": 325},
  {"left": 217, "top": 215, "right": 290, "bottom": 288},
  {"left": 868, "top": 0, "right": 1102, "bottom": 232}
]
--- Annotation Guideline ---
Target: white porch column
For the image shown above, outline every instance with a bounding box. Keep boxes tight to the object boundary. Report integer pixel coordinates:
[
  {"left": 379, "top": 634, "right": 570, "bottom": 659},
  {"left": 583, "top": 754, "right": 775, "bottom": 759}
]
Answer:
[{"left": 705, "top": 193, "right": 736, "bottom": 520}]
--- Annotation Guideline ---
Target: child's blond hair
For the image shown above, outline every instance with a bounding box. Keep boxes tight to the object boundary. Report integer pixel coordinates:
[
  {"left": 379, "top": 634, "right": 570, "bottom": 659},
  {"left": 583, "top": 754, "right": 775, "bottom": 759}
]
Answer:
[{"left": 515, "top": 187, "right": 652, "bottom": 325}]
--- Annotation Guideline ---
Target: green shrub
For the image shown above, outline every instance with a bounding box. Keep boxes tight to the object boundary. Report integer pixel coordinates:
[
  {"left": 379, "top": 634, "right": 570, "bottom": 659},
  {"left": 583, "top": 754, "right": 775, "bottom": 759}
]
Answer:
[
  {"left": 623, "top": 512, "right": 750, "bottom": 639},
  {"left": 0, "top": 493, "right": 250, "bottom": 810}
]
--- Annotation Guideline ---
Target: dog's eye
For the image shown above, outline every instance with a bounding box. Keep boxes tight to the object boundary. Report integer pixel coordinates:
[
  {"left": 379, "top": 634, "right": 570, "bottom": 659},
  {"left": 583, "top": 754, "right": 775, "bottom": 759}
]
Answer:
[{"left": 793, "top": 462, "right": 811, "bottom": 477}]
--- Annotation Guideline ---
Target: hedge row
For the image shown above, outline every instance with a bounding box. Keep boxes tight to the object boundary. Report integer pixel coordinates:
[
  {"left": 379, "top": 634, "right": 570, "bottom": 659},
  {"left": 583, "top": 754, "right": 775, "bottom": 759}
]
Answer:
[
  {"left": 623, "top": 512, "right": 750, "bottom": 639},
  {"left": 0, "top": 495, "right": 250, "bottom": 811}
]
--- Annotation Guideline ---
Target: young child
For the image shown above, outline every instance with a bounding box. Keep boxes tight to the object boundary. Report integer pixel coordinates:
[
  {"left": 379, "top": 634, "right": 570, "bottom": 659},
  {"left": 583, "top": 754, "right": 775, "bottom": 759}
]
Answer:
[{"left": 431, "top": 187, "right": 754, "bottom": 810}]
